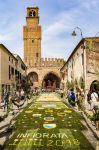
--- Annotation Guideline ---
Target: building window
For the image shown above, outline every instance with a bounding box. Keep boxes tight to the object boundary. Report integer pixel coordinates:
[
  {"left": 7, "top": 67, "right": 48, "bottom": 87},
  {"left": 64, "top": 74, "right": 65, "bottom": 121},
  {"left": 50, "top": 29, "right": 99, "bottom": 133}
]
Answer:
[
  {"left": 11, "top": 67, "right": 14, "bottom": 75},
  {"left": 17, "top": 71, "right": 19, "bottom": 79},
  {"left": 9, "top": 65, "right": 11, "bottom": 80},
  {"left": 81, "top": 53, "right": 84, "bottom": 65},
  {"left": 9, "top": 56, "right": 10, "bottom": 61},
  {"left": 36, "top": 53, "right": 39, "bottom": 58},
  {"left": 15, "top": 69, "right": 17, "bottom": 75},
  {"left": 2, "top": 84, "right": 4, "bottom": 96},
  {"left": 32, "top": 39, "right": 34, "bottom": 43}
]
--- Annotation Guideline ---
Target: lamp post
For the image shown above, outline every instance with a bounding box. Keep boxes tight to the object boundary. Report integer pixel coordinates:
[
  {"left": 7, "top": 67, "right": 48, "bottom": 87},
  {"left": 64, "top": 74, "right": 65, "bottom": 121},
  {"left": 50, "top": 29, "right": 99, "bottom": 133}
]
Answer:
[
  {"left": 71, "top": 27, "right": 85, "bottom": 91},
  {"left": 72, "top": 27, "right": 83, "bottom": 39}
]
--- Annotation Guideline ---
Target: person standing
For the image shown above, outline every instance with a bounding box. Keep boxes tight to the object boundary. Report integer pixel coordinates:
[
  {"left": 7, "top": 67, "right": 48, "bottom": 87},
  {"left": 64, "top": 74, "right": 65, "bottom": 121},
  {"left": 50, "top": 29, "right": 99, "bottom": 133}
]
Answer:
[
  {"left": 87, "top": 90, "right": 92, "bottom": 111},
  {"left": 20, "top": 89, "right": 25, "bottom": 100},
  {"left": 3, "top": 90, "right": 9, "bottom": 111},
  {"left": 76, "top": 89, "right": 82, "bottom": 110},
  {"left": 91, "top": 90, "right": 99, "bottom": 113},
  {"left": 70, "top": 89, "right": 76, "bottom": 106}
]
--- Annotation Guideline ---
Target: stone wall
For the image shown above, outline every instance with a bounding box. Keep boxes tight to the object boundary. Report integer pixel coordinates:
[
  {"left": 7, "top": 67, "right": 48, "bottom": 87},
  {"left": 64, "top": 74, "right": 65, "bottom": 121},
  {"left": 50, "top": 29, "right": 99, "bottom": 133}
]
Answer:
[
  {"left": 27, "top": 57, "right": 64, "bottom": 68},
  {"left": 27, "top": 66, "right": 62, "bottom": 88},
  {"left": 86, "top": 38, "right": 99, "bottom": 91}
]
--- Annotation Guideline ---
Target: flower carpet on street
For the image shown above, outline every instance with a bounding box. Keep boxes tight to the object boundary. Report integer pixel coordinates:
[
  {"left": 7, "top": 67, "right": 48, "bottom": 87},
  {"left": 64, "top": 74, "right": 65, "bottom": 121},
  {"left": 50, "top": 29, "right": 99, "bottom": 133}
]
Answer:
[{"left": 4, "top": 93, "right": 94, "bottom": 150}]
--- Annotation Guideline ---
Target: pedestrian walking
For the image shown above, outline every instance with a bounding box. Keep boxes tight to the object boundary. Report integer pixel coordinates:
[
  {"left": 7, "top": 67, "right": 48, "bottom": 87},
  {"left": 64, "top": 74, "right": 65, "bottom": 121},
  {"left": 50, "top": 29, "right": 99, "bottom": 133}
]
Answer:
[
  {"left": 91, "top": 90, "right": 99, "bottom": 113},
  {"left": 16, "top": 90, "right": 21, "bottom": 104},
  {"left": 20, "top": 89, "right": 25, "bottom": 100},
  {"left": 76, "top": 89, "right": 82, "bottom": 110},
  {"left": 87, "top": 90, "right": 92, "bottom": 111},
  {"left": 3, "top": 90, "right": 9, "bottom": 111}
]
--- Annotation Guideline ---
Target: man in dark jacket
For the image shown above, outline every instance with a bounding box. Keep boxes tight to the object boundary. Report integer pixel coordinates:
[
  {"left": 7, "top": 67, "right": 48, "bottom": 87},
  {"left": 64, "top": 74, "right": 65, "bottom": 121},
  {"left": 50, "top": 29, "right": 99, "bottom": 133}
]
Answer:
[{"left": 4, "top": 90, "right": 9, "bottom": 111}]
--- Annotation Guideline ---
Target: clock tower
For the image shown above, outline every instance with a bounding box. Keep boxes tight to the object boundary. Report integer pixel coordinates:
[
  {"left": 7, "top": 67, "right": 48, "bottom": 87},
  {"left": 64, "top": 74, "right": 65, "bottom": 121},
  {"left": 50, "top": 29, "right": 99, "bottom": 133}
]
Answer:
[{"left": 23, "top": 7, "right": 41, "bottom": 67}]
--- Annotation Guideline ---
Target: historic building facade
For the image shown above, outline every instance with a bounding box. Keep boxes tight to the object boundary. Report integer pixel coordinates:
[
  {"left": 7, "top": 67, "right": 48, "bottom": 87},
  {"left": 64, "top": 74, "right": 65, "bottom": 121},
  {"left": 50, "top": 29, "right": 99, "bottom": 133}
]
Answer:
[
  {"left": 61, "top": 37, "right": 99, "bottom": 98},
  {"left": 0, "top": 44, "right": 27, "bottom": 101},
  {"left": 23, "top": 7, "right": 64, "bottom": 89}
]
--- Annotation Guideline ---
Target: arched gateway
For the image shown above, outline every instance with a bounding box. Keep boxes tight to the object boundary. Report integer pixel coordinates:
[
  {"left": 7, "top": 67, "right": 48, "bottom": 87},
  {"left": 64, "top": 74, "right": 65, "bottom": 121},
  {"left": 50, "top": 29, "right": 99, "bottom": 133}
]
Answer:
[
  {"left": 42, "top": 72, "right": 61, "bottom": 91},
  {"left": 27, "top": 68, "right": 62, "bottom": 90}
]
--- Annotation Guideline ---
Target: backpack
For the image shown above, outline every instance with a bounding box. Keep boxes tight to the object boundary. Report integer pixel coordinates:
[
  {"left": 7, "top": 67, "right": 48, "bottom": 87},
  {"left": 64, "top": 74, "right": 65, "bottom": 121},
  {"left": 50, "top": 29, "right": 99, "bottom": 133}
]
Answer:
[{"left": 70, "top": 92, "right": 76, "bottom": 101}]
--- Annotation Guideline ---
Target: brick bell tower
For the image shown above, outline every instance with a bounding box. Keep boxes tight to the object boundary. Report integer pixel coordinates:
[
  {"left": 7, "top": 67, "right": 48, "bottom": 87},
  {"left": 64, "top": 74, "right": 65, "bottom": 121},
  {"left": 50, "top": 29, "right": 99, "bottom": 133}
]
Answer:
[{"left": 23, "top": 7, "right": 41, "bottom": 67}]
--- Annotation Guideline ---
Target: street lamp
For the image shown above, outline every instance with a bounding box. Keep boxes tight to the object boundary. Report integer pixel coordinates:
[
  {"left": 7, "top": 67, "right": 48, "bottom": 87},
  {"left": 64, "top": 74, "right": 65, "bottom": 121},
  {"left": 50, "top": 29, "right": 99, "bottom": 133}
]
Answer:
[
  {"left": 71, "top": 27, "right": 85, "bottom": 91},
  {"left": 72, "top": 27, "right": 83, "bottom": 39}
]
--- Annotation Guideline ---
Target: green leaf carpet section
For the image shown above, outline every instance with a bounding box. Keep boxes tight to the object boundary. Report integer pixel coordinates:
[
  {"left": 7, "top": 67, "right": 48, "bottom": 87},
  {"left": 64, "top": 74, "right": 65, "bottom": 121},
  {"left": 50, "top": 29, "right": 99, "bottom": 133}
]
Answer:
[{"left": 4, "top": 93, "right": 94, "bottom": 150}]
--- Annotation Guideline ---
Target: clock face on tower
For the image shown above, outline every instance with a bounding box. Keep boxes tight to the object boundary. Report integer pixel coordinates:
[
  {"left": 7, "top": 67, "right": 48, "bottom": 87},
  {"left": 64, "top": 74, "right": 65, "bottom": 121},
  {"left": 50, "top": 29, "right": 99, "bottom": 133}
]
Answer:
[{"left": 29, "top": 10, "right": 36, "bottom": 17}]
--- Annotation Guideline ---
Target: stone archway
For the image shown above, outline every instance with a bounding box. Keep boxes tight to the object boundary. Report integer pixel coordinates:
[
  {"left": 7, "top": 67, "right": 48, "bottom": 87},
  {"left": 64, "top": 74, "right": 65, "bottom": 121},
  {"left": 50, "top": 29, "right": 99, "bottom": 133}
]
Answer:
[
  {"left": 90, "top": 80, "right": 99, "bottom": 94},
  {"left": 42, "top": 72, "right": 61, "bottom": 91}
]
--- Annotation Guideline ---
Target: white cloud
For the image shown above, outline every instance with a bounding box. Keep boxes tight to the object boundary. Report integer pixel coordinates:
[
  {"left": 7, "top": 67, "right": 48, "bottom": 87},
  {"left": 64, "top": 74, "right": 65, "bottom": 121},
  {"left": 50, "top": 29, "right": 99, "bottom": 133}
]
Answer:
[
  {"left": 1, "top": 0, "right": 99, "bottom": 60},
  {"left": 41, "top": 0, "right": 99, "bottom": 59}
]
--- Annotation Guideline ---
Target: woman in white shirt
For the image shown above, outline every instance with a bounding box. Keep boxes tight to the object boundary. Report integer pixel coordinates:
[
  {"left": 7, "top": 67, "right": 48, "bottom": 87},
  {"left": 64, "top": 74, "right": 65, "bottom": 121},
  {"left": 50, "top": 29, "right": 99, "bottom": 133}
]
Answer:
[{"left": 91, "top": 90, "right": 99, "bottom": 112}]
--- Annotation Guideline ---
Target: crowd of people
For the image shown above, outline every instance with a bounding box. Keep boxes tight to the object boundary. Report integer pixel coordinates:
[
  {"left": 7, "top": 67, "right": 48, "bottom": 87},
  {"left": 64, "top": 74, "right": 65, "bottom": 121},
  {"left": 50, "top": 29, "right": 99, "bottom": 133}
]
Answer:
[
  {"left": 67, "top": 88, "right": 85, "bottom": 110},
  {"left": 66, "top": 88, "right": 99, "bottom": 129},
  {"left": 3, "top": 89, "right": 25, "bottom": 112},
  {"left": 67, "top": 88, "right": 99, "bottom": 111},
  {"left": 2, "top": 87, "right": 41, "bottom": 112}
]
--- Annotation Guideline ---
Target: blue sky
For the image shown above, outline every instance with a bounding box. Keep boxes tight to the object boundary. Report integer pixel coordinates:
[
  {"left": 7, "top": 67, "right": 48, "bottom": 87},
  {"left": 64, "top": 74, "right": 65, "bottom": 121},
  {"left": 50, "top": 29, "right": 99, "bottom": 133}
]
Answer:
[{"left": 0, "top": 0, "right": 99, "bottom": 60}]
